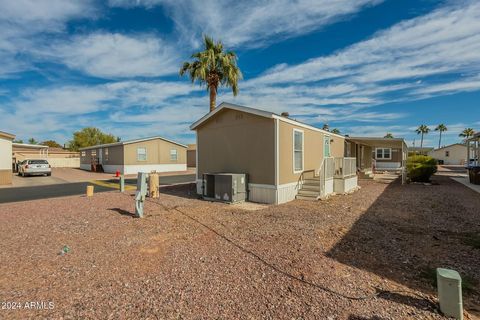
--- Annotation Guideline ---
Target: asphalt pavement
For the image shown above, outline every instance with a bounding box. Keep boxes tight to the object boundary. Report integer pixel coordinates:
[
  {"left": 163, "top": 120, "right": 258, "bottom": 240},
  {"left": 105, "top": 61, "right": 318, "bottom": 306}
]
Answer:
[{"left": 0, "top": 174, "right": 196, "bottom": 204}]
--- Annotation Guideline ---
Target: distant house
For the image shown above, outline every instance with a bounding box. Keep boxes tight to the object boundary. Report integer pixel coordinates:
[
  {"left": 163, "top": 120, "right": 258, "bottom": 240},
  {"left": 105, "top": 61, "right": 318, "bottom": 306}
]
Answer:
[
  {"left": 408, "top": 146, "right": 434, "bottom": 156},
  {"left": 79, "top": 136, "right": 187, "bottom": 175},
  {"left": 12, "top": 143, "right": 80, "bottom": 169},
  {"left": 428, "top": 143, "right": 467, "bottom": 165},
  {"left": 191, "top": 102, "right": 358, "bottom": 204},
  {"left": 0, "top": 131, "right": 15, "bottom": 185}
]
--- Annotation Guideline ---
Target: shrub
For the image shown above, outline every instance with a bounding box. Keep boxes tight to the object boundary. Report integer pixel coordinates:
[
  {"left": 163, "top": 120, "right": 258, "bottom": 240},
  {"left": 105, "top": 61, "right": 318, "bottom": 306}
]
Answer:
[{"left": 407, "top": 155, "right": 437, "bottom": 182}]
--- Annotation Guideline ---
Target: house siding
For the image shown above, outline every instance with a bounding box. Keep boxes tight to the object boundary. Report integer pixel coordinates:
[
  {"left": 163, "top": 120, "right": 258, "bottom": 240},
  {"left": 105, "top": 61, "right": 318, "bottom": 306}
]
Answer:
[
  {"left": 196, "top": 108, "right": 275, "bottom": 185},
  {"left": 123, "top": 139, "right": 186, "bottom": 165},
  {"left": 0, "top": 135, "right": 13, "bottom": 185},
  {"left": 428, "top": 144, "right": 467, "bottom": 165},
  {"left": 278, "top": 121, "right": 345, "bottom": 185}
]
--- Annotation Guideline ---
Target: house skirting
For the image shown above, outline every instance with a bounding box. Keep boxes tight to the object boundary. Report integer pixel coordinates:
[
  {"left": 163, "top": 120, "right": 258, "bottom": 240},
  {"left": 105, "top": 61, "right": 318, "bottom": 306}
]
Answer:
[
  {"left": 333, "top": 176, "right": 358, "bottom": 194},
  {"left": 196, "top": 180, "right": 302, "bottom": 205},
  {"left": 0, "top": 169, "right": 12, "bottom": 185},
  {"left": 81, "top": 163, "right": 186, "bottom": 175}
]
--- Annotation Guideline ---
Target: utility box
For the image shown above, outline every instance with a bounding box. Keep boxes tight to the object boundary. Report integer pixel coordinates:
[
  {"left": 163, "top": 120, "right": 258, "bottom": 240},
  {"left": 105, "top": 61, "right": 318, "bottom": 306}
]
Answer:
[
  {"left": 202, "top": 173, "right": 247, "bottom": 203},
  {"left": 437, "top": 268, "right": 463, "bottom": 320}
]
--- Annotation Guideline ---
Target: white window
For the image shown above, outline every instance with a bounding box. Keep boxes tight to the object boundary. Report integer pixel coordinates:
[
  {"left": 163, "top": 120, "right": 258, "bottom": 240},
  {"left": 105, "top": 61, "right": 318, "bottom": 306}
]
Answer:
[
  {"left": 376, "top": 148, "right": 391, "bottom": 160},
  {"left": 137, "top": 147, "right": 147, "bottom": 161},
  {"left": 293, "top": 129, "right": 304, "bottom": 173},
  {"left": 170, "top": 149, "right": 178, "bottom": 161},
  {"left": 81, "top": 151, "right": 86, "bottom": 157}
]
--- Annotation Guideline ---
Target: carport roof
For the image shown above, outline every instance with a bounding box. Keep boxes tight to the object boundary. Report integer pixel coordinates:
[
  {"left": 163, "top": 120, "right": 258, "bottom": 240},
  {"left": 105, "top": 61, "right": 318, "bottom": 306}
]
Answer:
[
  {"left": 0, "top": 131, "right": 15, "bottom": 140},
  {"left": 346, "top": 136, "right": 407, "bottom": 148},
  {"left": 79, "top": 136, "right": 187, "bottom": 151}
]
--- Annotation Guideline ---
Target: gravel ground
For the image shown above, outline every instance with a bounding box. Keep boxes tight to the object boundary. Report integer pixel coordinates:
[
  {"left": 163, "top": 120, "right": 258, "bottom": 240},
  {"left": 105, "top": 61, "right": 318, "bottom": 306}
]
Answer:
[{"left": 0, "top": 176, "right": 478, "bottom": 319}]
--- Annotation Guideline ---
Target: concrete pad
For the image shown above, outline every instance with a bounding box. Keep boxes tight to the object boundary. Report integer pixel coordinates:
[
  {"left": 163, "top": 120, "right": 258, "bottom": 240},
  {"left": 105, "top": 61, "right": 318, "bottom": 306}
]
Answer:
[{"left": 451, "top": 177, "right": 480, "bottom": 194}]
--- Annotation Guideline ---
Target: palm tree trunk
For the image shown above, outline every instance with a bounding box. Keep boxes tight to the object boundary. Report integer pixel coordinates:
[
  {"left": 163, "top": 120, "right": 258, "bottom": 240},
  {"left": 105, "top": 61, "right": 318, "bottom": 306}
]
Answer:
[
  {"left": 420, "top": 133, "right": 424, "bottom": 149},
  {"left": 438, "top": 131, "right": 442, "bottom": 149},
  {"left": 209, "top": 86, "right": 217, "bottom": 112}
]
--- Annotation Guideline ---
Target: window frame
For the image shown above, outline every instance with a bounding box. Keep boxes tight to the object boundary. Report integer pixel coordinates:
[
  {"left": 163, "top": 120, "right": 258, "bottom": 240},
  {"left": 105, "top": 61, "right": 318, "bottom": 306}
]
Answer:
[
  {"left": 137, "top": 147, "right": 147, "bottom": 161},
  {"left": 170, "top": 149, "right": 178, "bottom": 161},
  {"left": 293, "top": 128, "right": 304, "bottom": 173},
  {"left": 375, "top": 148, "right": 392, "bottom": 160}
]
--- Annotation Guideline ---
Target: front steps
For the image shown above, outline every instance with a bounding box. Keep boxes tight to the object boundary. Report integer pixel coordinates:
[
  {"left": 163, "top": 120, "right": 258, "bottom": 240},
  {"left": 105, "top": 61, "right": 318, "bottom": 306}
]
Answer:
[
  {"left": 296, "top": 178, "right": 321, "bottom": 201},
  {"left": 358, "top": 170, "right": 374, "bottom": 179}
]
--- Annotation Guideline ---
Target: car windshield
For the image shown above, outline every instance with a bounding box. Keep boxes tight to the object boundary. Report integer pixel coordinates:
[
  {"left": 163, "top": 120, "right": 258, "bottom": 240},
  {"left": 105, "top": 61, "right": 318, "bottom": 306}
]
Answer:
[{"left": 29, "top": 160, "right": 49, "bottom": 164}]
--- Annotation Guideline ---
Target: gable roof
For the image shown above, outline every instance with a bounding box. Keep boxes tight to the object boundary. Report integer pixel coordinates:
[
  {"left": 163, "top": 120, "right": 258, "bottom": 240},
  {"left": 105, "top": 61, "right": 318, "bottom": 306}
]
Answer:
[
  {"left": 190, "top": 102, "right": 344, "bottom": 138},
  {"left": 79, "top": 136, "right": 187, "bottom": 151},
  {"left": 0, "top": 131, "right": 15, "bottom": 140},
  {"left": 430, "top": 143, "right": 466, "bottom": 151}
]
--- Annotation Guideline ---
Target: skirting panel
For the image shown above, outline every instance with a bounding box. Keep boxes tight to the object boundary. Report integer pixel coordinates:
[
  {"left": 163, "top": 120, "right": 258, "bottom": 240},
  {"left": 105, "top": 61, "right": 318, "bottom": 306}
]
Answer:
[
  {"left": 124, "top": 164, "right": 186, "bottom": 175},
  {"left": 195, "top": 180, "right": 301, "bottom": 205},
  {"left": 334, "top": 176, "right": 358, "bottom": 193},
  {"left": 324, "top": 178, "right": 334, "bottom": 196}
]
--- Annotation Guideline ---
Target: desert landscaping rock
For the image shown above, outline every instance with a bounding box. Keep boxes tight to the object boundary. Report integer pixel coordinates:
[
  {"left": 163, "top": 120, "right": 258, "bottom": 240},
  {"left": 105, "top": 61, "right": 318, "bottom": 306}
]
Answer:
[{"left": 0, "top": 177, "right": 478, "bottom": 319}]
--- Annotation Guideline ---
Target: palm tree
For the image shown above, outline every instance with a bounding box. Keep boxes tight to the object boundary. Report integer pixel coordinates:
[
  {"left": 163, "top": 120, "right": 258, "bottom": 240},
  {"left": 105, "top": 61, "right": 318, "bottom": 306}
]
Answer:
[
  {"left": 415, "top": 125, "right": 430, "bottom": 149},
  {"left": 459, "top": 128, "right": 475, "bottom": 140},
  {"left": 331, "top": 128, "right": 340, "bottom": 134},
  {"left": 322, "top": 124, "right": 330, "bottom": 131},
  {"left": 179, "top": 35, "right": 242, "bottom": 112},
  {"left": 434, "top": 124, "right": 447, "bottom": 148},
  {"left": 384, "top": 133, "right": 394, "bottom": 138}
]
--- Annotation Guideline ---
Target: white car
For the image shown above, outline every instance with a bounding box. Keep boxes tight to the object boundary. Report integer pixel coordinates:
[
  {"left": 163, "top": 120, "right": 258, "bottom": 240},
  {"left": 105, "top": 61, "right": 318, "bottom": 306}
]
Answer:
[{"left": 18, "top": 159, "right": 52, "bottom": 177}]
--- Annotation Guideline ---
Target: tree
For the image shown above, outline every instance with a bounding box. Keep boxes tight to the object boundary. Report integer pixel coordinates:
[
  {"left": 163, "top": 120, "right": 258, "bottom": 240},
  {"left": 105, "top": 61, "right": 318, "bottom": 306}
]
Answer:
[
  {"left": 434, "top": 124, "right": 447, "bottom": 148},
  {"left": 28, "top": 138, "right": 38, "bottom": 145},
  {"left": 68, "top": 127, "right": 120, "bottom": 151},
  {"left": 41, "top": 140, "right": 63, "bottom": 148},
  {"left": 331, "top": 128, "right": 340, "bottom": 134},
  {"left": 384, "top": 133, "right": 394, "bottom": 138},
  {"left": 415, "top": 125, "right": 430, "bottom": 149},
  {"left": 13, "top": 139, "right": 23, "bottom": 143},
  {"left": 180, "top": 35, "right": 242, "bottom": 112},
  {"left": 459, "top": 128, "right": 475, "bottom": 140},
  {"left": 322, "top": 124, "right": 330, "bottom": 131}
]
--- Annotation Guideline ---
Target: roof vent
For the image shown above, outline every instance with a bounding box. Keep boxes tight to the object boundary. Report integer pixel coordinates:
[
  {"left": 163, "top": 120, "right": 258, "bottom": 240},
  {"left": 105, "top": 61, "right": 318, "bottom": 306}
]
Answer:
[{"left": 281, "top": 112, "right": 290, "bottom": 117}]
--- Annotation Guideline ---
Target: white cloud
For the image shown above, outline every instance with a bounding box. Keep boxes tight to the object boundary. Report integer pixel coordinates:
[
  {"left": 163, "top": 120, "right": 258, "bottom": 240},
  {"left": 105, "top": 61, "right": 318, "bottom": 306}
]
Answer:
[
  {"left": 109, "top": 0, "right": 382, "bottom": 47},
  {"left": 248, "top": 1, "right": 480, "bottom": 100},
  {"left": 45, "top": 33, "right": 178, "bottom": 78},
  {"left": 0, "top": 0, "right": 97, "bottom": 76}
]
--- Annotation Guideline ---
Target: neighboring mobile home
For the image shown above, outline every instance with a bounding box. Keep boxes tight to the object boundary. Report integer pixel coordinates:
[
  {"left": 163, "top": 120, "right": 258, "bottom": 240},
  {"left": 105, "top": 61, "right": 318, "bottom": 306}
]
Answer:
[
  {"left": 428, "top": 143, "right": 467, "bottom": 165},
  {"left": 346, "top": 137, "right": 408, "bottom": 174},
  {"left": 0, "top": 131, "right": 15, "bottom": 185},
  {"left": 79, "top": 136, "right": 187, "bottom": 175},
  {"left": 190, "top": 102, "right": 358, "bottom": 204}
]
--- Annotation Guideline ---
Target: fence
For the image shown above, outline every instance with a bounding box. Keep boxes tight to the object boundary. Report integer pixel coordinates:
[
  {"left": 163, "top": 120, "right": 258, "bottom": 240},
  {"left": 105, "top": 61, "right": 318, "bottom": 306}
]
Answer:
[{"left": 333, "top": 157, "right": 356, "bottom": 178}]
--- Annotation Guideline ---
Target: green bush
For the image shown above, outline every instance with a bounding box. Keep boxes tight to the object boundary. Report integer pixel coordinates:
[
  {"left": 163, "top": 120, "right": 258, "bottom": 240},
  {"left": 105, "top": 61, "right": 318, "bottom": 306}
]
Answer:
[{"left": 407, "top": 155, "right": 437, "bottom": 182}]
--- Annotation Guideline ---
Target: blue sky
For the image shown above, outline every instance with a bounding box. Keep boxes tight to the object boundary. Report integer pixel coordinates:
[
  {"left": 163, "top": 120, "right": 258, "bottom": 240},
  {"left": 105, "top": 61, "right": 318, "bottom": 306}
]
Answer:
[{"left": 0, "top": 0, "right": 479, "bottom": 147}]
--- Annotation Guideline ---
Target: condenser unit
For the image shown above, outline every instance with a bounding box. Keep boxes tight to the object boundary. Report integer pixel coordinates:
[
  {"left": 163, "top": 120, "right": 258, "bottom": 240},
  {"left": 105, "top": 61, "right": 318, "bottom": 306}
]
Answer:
[{"left": 202, "top": 173, "right": 247, "bottom": 203}]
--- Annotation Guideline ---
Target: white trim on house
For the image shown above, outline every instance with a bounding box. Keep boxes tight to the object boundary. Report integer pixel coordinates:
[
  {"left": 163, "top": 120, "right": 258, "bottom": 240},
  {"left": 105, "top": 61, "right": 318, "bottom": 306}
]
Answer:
[
  {"left": 81, "top": 163, "right": 186, "bottom": 174},
  {"left": 293, "top": 128, "right": 304, "bottom": 174},
  {"left": 190, "top": 102, "right": 344, "bottom": 139},
  {"left": 275, "top": 118, "right": 279, "bottom": 186}
]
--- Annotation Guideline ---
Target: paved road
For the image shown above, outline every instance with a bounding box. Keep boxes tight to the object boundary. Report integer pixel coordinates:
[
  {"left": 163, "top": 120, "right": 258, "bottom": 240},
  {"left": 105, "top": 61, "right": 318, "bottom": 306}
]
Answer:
[{"left": 0, "top": 174, "right": 196, "bottom": 204}]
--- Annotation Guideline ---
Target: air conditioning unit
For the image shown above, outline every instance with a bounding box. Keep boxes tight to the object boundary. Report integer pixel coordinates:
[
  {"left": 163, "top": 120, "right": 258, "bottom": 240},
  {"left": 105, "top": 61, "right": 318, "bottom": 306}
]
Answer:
[{"left": 202, "top": 173, "right": 247, "bottom": 203}]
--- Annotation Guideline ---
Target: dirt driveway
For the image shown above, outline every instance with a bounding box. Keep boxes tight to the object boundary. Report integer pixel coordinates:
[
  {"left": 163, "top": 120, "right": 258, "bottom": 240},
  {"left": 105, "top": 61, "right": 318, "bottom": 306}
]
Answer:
[{"left": 0, "top": 176, "right": 479, "bottom": 319}]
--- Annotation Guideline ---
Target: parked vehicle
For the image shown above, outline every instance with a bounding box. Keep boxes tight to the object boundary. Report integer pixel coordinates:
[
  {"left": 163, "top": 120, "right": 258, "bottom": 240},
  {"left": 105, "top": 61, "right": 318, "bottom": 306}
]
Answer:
[{"left": 18, "top": 159, "right": 52, "bottom": 177}]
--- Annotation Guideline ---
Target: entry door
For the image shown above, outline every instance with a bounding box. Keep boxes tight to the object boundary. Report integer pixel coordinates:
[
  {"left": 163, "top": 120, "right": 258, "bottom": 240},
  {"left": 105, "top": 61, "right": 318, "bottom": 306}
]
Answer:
[
  {"left": 98, "top": 148, "right": 103, "bottom": 164},
  {"left": 324, "top": 136, "right": 331, "bottom": 157}
]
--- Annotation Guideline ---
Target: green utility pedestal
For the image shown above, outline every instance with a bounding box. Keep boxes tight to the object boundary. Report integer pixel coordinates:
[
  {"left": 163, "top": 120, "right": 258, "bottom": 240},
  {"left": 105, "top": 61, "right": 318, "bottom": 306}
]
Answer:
[{"left": 436, "top": 268, "right": 463, "bottom": 320}]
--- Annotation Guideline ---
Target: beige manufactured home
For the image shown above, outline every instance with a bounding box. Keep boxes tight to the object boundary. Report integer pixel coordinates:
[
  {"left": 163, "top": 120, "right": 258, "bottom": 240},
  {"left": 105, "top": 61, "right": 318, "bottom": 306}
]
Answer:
[
  {"left": 190, "top": 103, "right": 358, "bottom": 204},
  {"left": 428, "top": 143, "right": 467, "bottom": 165},
  {"left": 80, "top": 136, "right": 187, "bottom": 175},
  {"left": 0, "top": 131, "right": 15, "bottom": 185}
]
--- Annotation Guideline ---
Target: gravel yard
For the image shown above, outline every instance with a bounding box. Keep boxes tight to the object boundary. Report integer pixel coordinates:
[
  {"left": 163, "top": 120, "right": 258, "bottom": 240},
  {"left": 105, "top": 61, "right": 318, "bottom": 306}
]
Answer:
[{"left": 0, "top": 176, "right": 479, "bottom": 319}]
